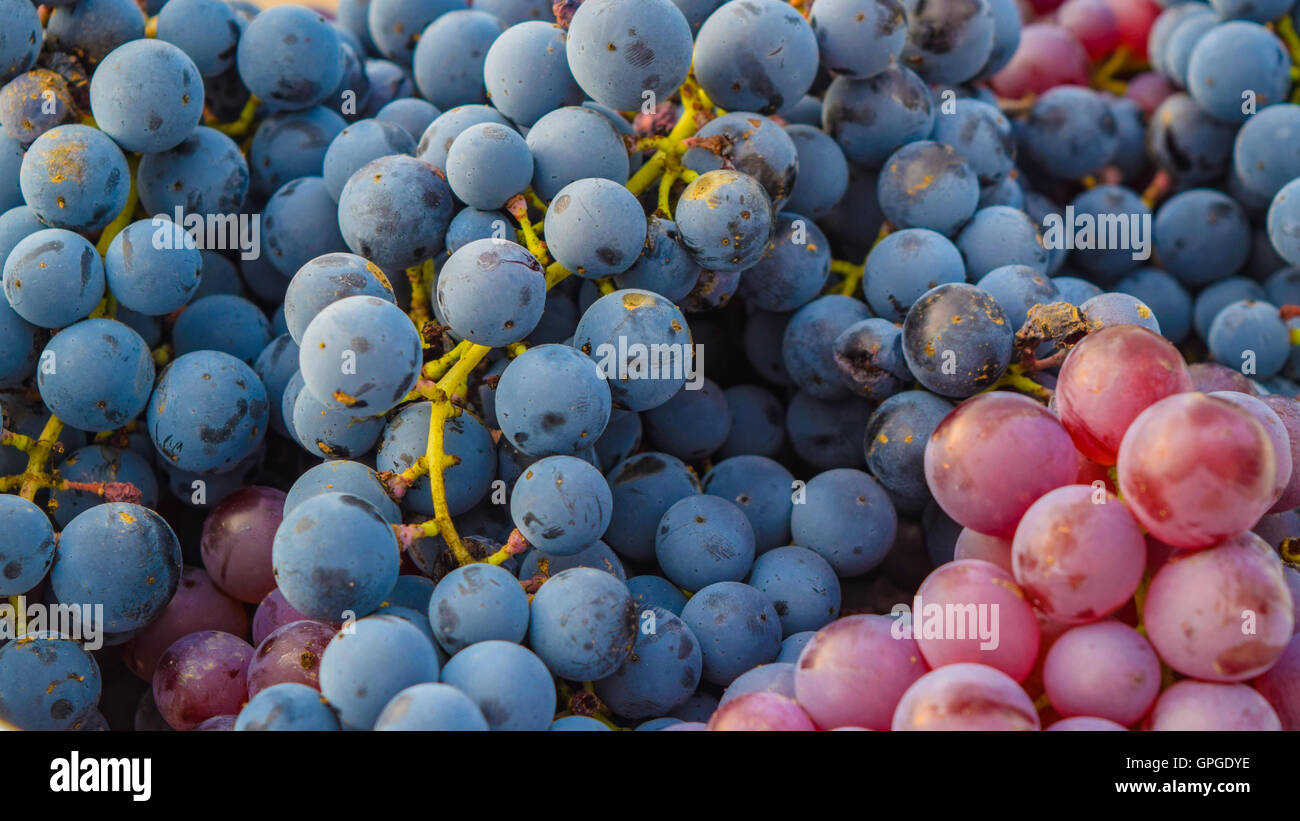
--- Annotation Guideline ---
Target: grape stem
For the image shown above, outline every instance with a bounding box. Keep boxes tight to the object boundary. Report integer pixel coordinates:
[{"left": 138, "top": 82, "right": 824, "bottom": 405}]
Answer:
[
  {"left": 95, "top": 155, "right": 140, "bottom": 258},
  {"left": 17, "top": 415, "right": 65, "bottom": 502},
  {"left": 209, "top": 95, "right": 261, "bottom": 138}
]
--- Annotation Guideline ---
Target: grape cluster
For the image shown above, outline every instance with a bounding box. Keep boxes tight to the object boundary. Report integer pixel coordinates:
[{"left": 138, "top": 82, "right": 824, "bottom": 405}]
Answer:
[{"left": 1, "top": 0, "right": 1299, "bottom": 735}]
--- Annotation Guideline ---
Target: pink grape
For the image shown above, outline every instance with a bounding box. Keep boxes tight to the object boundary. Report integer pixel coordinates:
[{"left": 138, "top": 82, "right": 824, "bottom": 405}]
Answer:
[
  {"left": 1252, "top": 634, "right": 1300, "bottom": 731},
  {"left": 1057, "top": 0, "right": 1120, "bottom": 60},
  {"left": 121, "top": 566, "right": 250, "bottom": 681},
  {"left": 1056, "top": 325, "right": 1193, "bottom": 466},
  {"left": 153, "top": 630, "right": 254, "bottom": 731},
  {"left": 1117, "top": 393, "right": 1276, "bottom": 548},
  {"left": 1187, "top": 362, "right": 1255, "bottom": 395},
  {"left": 792, "top": 614, "right": 928, "bottom": 730},
  {"left": 913, "top": 559, "right": 1041, "bottom": 682},
  {"left": 990, "top": 24, "right": 1090, "bottom": 99},
  {"left": 659, "top": 721, "right": 707, "bottom": 731},
  {"left": 1210, "top": 391, "right": 1292, "bottom": 508},
  {"left": 924, "top": 392, "right": 1078, "bottom": 538},
  {"left": 1042, "top": 621, "right": 1160, "bottom": 726},
  {"left": 953, "top": 528, "right": 1012, "bottom": 574},
  {"left": 1258, "top": 395, "right": 1300, "bottom": 512},
  {"left": 253, "top": 587, "right": 337, "bottom": 644},
  {"left": 706, "top": 692, "right": 816, "bottom": 731},
  {"left": 195, "top": 715, "right": 236, "bottom": 731},
  {"left": 247, "top": 619, "right": 337, "bottom": 697},
  {"left": 1011, "top": 485, "right": 1145, "bottom": 623},
  {"left": 1104, "top": 0, "right": 1159, "bottom": 59},
  {"left": 1046, "top": 716, "right": 1126, "bottom": 731},
  {"left": 891, "top": 663, "right": 1040, "bottom": 731},
  {"left": 200, "top": 485, "right": 286, "bottom": 603},
  {"left": 1124, "top": 72, "right": 1174, "bottom": 116},
  {"left": 1145, "top": 680, "right": 1281, "bottom": 731},
  {"left": 1143, "top": 532, "right": 1294, "bottom": 682}
]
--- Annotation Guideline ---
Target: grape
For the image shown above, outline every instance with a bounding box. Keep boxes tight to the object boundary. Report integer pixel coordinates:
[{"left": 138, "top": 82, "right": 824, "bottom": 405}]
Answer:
[
  {"left": 248, "top": 107, "right": 347, "bottom": 199},
  {"left": 1193, "top": 280, "right": 1266, "bottom": 346},
  {"left": 783, "top": 125, "right": 849, "bottom": 220},
  {"left": 863, "top": 230, "right": 966, "bottom": 323},
  {"left": 735, "top": 213, "right": 831, "bottom": 313},
  {"left": 51, "top": 503, "right": 181, "bottom": 635},
  {"left": 701, "top": 455, "right": 793, "bottom": 554},
  {"left": 865, "top": 391, "right": 955, "bottom": 502},
  {"left": 1149, "top": 92, "right": 1236, "bottom": 187},
  {"left": 411, "top": 10, "right": 501, "bottom": 111},
  {"left": 298, "top": 295, "right": 422, "bottom": 418},
  {"left": 976, "top": 265, "right": 1057, "bottom": 330},
  {"left": 322, "top": 120, "right": 415, "bottom": 204},
  {"left": 45, "top": 0, "right": 145, "bottom": 66},
  {"left": 376, "top": 401, "right": 496, "bottom": 516},
  {"left": 36, "top": 319, "right": 153, "bottom": 434},
  {"left": 90, "top": 40, "right": 204, "bottom": 155},
  {"left": 913, "top": 559, "right": 1041, "bottom": 680},
  {"left": 172, "top": 294, "right": 272, "bottom": 364},
  {"left": 953, "top": 528, "right": 1012, "bottom": 573},
  {"left": 902, "top": 284, "right": 1013, "bottom": 398},
  {"left": 718, "top": 663, "right": 795, "bottom": 708},
  {"left": 683, "top": 113, "right": 799, "bottom": 211},
  {"left": 1253, "top": 634, "right": 1299, "bottom": 730},
  {"left": 899, "top": 0, "right": 996, "bottom": 84},
  {"left": 1233, "top": 104, "right": 1300, "bottom": 201},
  {"left": 614, "top": 216, "right": 700, "bottom": 303},
  {"left": 0, "top": 634, "right": 101, "bottom": 730},
  {"left": 675, "top": 170, "right": 775, "bottom": 273},
  {"left": 122, "top": 567, "right": 249, "bottom": 682},
  {"left": 810, "top": 0, "right": 907, "bottom": 77},
  {"left": 360, "top": 57, "right": 415, "bottom": 117},
  {"left": 0, "top": 0, "right": 40, "bottom": 85},
  {"left": 1187, "top": 22, "right": 1290, "bottom": 125},
  {"left": 545, "top": 178, "right": 647, "bottom": 278},
  {"left": 785, "top": 390, "right": 874, "bottom": 469},
  {"left": 320, "top": 614, "right": 441, "bottom": 730},
  {"left": 641, "top": 378, "right": 729, "bottom": 462},
  {"left": 495, "top": 344, "right": 612, "bottom": 458},
  {"left": 715, "top": 386, "right": 784, "bottom": 460},
  {"left": 1047, "top": 716, "right": 1127, "bottom": 730},
  {"left": 0, "top": 70, "right": 76, "bottom": 145},
  {"left": 439, "top": 640, "right": 555, "bottom": 730},
  {"left": 693, "top": 0, "right": 818, "bottom": 115},
  {"left": 990, "top": 24, "right": 1089, "bottom": 98},
  {"left": 1056, "top": 325, "right": 1193, "bottom": 465},
  {"left": 1058, "top": 0, "right": 1120, "bottom": 59},
  {"left": 1114, "top": 268, "right": 1192, "bottom": 344},
  {"left": 285, "top": 460, "right": 402, "bottom": 527},
  {"left": 1209, "top": 391, "right": 1292, "bottom": 507},
  {"left": 436, "top": 239, "right": 546, "bottom": 346},
  {"left": 199, "top": 486, "right": 283, "bottom": 604},
  {"left": 375, "top": 98, "right": 441, "bottom": 140},
  {"left": 1144, "top": 532, "right": 1293, "bottom": 681},
  {"left": 789, "top": 468, "right": 897, "bottom": 576},
  {"left": 427, "top": 563, "right": 530, "bottom": 654},
  {"left": 153, "top": 630, "right": 253, "bottom": 731},
  {"left": 681, "top": 581, "right": 781, "bottom": 686},
  {"left": 925, "top": 392, "right": 1078, "bottom": 537},
  {"left": 1126, "top": 71, "right": 1175, "bottom": 115},
  {"left": 1146, "top": 680, "right": 1281, "bottom": 730},
  {"left": 625, "top": 575, "right": 688, "bottom": 617},
  {"left": 3, "top": 228, "right": 105, "bottom": 330},
  {"left": 1153, "top": 188, "right": 1250, "bottom": 288},
  {"left": 593, "top": 604, "right": 701, "bottom": 720},
  {"left": 746, "top": 546, "right": 840, "bottom": 637},
  {"left": 236, "top": 6, "right": 342, "bottom": 110},
  {"left": 250, "top": 336, "right": 297, "bottom": 437},
  {"left": 1020, "top": 87, "right": 1119, "bottom": 181},
  {"left": 416, "top": 105, "right": 513, "bottom": 172},
  {"left": 528, "top": 567, "right": 635, "bottom": 681},
  {"left": 1042, "top": 620, "right": 1159, "bottom": 726},
  {"left": 0, "top": 494, "right": 55, "bottom": 596},
  {"left": 253, "top": 589, "right": 333, "bottom": 646},
  {"left": 1258, "top": 395, "right": 1300, "bottom": 512},
  {"left": 283, "top": 253, "right": 395, "bottom": 347},
  {"left": 574, "top": 289, "right": 693, "bottom": 411},
  {"left": 235, "top": 682, "right": 339, "bottom": 731},
  {"left": 374, "top": 682, "right": 489, "bottom": 730},
  {"left": 102, "top": 219, "right": 203, "bottom": 317},
  {"left": 654, "top": 495, "right": 755, "bottom": 591},
  {"left": 788, "top": 615, "right": 924, "bottom": 729},
  {"left": 53, "top": 444, "right": 157, "bottom": 535},
  {"left": 958, "top": 210, "right": 1048, "bottom": 282},
  {"left": 517, "top": 538, "right": 627, "bottom": 581},
  {"left": 822, "top": 67, "right": 935, "bottom": 169},
  {"left": 706, "top": 691, "right": 815, "bottom": 731},
  {"left": 892, "top": 663, "right": 1040, "bottom": 730},
  {"left": 444, "top": 123, "right": 533, "bottom": 211},
  {"left": 782, "top": 295, "right": 873, "bottom": 402},
  {"left": 510, "top": 455, "right": 612, "bottom": 556},
  {"left": 522, "top": 111, "right": 632, "bottom": 206},
  {"left": 932, "top": 100, "right": 1015, "bottom": 190},
  {"left": 566, "top": 0, "right": 692, "bottom": 113},
  {"left": 878, "top": 141, "right": 980, "bottom": 236},
  {"left": 367, "top": 0, "right": 466, "bottom": 63},
  {"left": 447, "top": 208, "right": 510, "bottom": 256},
  {"left": 483, "top": 21, "right": 583, "bottom": 127},
  {"left": 154, "top": 0, "right": 242, "bottom": 77},
  {"left": 338, "top": 154, "right": 454, "bottom": 270}
]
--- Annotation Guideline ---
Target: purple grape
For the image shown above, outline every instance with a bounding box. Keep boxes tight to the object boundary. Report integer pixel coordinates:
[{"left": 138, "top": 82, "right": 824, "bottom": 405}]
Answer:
[
  {"left": 247, "top": 620, "right": 337, "bottom": 698},
  {"left": 153, "top": 630, "right": 254, "bottom": 731},
  {"left": 200, "top": 486, "right": 285, "bottom": 604}
]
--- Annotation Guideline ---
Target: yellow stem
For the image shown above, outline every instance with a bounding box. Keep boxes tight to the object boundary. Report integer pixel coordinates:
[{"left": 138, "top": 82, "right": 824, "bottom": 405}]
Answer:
[
  {"left": 423, "top": 339, "right": 472, "bottom": 379},
  {"left": 424, "top": 400, "right": 474, "bottom": 567},
  {"left": 19, "top": 415, "right": 65, "bottom": 501},
  {"left": 657, "top": 168, "right": 679, "bottom": 218},
  {"left": 96, "top": 156, "right": 140, "bottom": 257},
  {"left": 210, "top": 95, "right": 260, "bottom": 138}
]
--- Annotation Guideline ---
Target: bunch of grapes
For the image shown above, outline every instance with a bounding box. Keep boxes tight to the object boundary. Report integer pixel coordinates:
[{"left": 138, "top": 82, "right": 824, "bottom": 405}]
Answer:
[{"left": 0, "top": 0, "right": 1298, "bottom": 735}]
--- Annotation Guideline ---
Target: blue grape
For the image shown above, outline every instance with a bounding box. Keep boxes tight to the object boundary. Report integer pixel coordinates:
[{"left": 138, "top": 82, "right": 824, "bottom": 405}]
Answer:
[
  {"left": 693, "top": 0, "right": 818, "bottom": 114},
  {"left": 1209, "top": 0, "right": 1294, "bottom": 22},
  {"left": 446, "top": 208, "right": 509, "bottom": 256},
  {"left": 785, "top": 390, "right": 873, "bottom": 469},
  {"left": 593, "top": 408, "right": 642, "bottom": 470},
  {"left": 285, "top": 460, "right": 403, "bottom": 525},
  {"left": 338, "top": 155, "right": 454, "bottom": 269},
  {"left": 496, "top": 344, "right": 612, "bottom": 456},
  {"left": 191, "top": 251, "right": 247, "bottom": 303},
  {"left": 976, "top": 264, "right": 1059, "bottom": 331},
  {"left": 1081, "top": 292, "right": 1162, "bottom": 334},
  {"left": 1063, "top": 185, "right": 1151, "bottom": 284},
  {"left": 173, "top": 294, "right": 272, "bottom": 364},
  {"left": 1187, "top": 22, "right": 1290, "bottom": 124},
  {"left": 19, "top": 125, "right": 128, "bottom": 232},
  {"left": 105, "top": 219, "right": 202, "bottom": 316},
  {"left": 642, "top": 378, "right": 731, "bottom": 463},
  {"left": 320, "top": 614, "right": 440, "bottom": 729},
  {"left": 0, "top": 298, "right": 38, "bottom": 387},
  {"left": 717, "top": 385, "right": 784, "bottom": 459},
  {"left": 675, "top": 170, "right": 775, "bottom": 272},
  {"left": 237, "top": 6, "right": 343, "bottom": 110},
  {"left": 0, "top": 71, "right": 76, "bottom": 146},
  {"left": 360, "top": 58, "right": 415, "bottom": 117},
  {"left": 439, "top": 640, "right": 555, "bottom": 730},
  {"left": 0, "top": 635, "right": 101, "bottom": 730},
  {"left": 290, "top": 387, "right": 384, "bottom": 459},
  {"left": 976, "top": 0, "right": 1021, "bottom": 77},
  {"left": 1266, "top": 267, "right": 1300, "bottom": 307},
  {"left": 790, "top": 468, "right": 898, "bottom": 576},
  {"left": 428, "top": 562, "right": 530, "bottom": 655},
  {"left": 1208, "top": 300, "right": 1289, "bottom": 378},
  {"left": 877, "top": 141, "right": 980, "bottom": 236},
  {"left": 0, "top": 136, "right": 21, "bottom": 213},
  {"left": 655, "top": 494, "right": 756, "bottom": 591},
  {"left": 137, "top": 126, "right": 249, "bottom": 217},
  {"left": 436, "top": 239, "right": 545, "bottom": 346},
  {"left": 777, "top": 631, "right": 816, "bottom": 664},
  {"left": 614, "top": 216, "right": 701, "bottom": 303},
  {"left": 517, "top": 538, "right": 627, "bottom": 581},
  {"left": 1155, "top": 188, "right": 1250, "bottom": 287},
  {"left": 811, "top": 0, "right": 906, "bottom": 76},
  {"left": 1149, "top": 3, "right": 1212, "bottom": 77},
  {"left": 284, "top": 252, "right": 396, "bottom": 346},
  {"left": 273, "top": 492, "right": 401, "bottom": 622},
  {"left": 529, "top": 567, "right": 635, "bottom": 680},
  {"left": 1115, "top": 267, "right": 1193, "bottom": 344},
  {"left": 148, "top": 350, "right": 268, "bottom": 473},
  {"left": 737, "top": 213, "right": 831, "bottom": 313},
  {"left": 248, "top": 107, "right": 347, "bottom": 199},
  {"left": 0, "top": 206, "right": 43, "bottom": 267},
  {"left": 155, "top": 0, "right": 242, "bottom": 77},
  {"left": 1233, "top": 104, "right": 1300, "bottom": 201},
  {"left": 979, "top": 175, "right": 1025, "bottom": 209},
  {"left": 52, "top": 445, "right": 157, "bottom": 529},
  {"left": 669, "top": 690, "right": 718, "bottom": 721},
  {"left": 235, "top": 683, "right": 340, "bottom": 731},
  {"left": 544, "top": 178, "right": 647, "bottom": 278},
  {"left": 383, "top": 576, "right": 437, "bottom": 615},
  {"left": 832, "top": 318, "right": 910, "bottom": 400},
  {"left": 574, "top": 289, "right": 692, "bottom": 411},
  {"left": 782, "top": 295, "right": 872, "bottom": 401},
  {"left": 412, "top": 10, "right": 502, "bottom": 110},
  {"left": 594, "top": 604, "right": 701, "bottom": 720},
  {"left": 526, "top": 106, "right": 631, "bottom": 202},
  {"left": 51, "top": 502, "right": 182, "bottom": 634},
  {"left": 625, "top": 575, "right": 688, "bottom": 616},
  {"left": 376, "top": 98, "right": 441, "bottom": 142},
  {"left": 566, "top": 0, "right": 693, "bottom": 112},
  {"left": 1268, "top": 177, "right": 1300, "bottom": 266},
  {"left": 322, "top": 119, "right": 416, "bottom": 202},
  {"left": 255, "top": 333, "right": 299, "bottom": 437},
  {"left": 672, "top": 0, "right": 726, "bottom": 30},
  {"left": 37, "top": 319, "right": 154, "bottom": 433},
  {"left": 90, "top": 40, "right": 204, "bottom": 154},
  {"left": 446, "top": 123, "right": 533, "bottom": 210},
  {"left": 683, "top": 112, "right": 799, "bottom": 210},
  {"left": 299, "top": 294, "right": 421, "bottom": 417},
  {"left": 415, "top": 105, "right": 514, "bottom": 171},
  {"left": 1019, "top": 86, "right": 1119, "bottom": 180},
  {"left": 822, "top": 67, "right": 935, "bottom": 168},
  {"left": 899, "top": 0, "right": 996, "bottom": 84},
  {"left": 902, "top": 283, "right": 1012, "bottom": 397},
  {"left": 368, "top": 0, "right": 467, "bottom": 63},
  {"left": 510, "top": 455, "right": 612, "bottom": 556},
  {"left": 604, "top": 451, "right": 700, "bottom": 563},
  {"left": 1108, "top": 96, "right": 1150, "bottom": 182},
  {"left": 864, "top": 389, "right": 953, "bottom": 502},
  {"left": 1149, "top": 92, "right": 1236, "bottom": 185},
  {"left": 376, "top": 401, "right": 496, "bottom": 516},
  {"left": 2, "top": 228, "right": 105, "bottom": 329},
  {"left": 680, "top": 581, "right": 782, "bottom": 686},
  {"left": 932, "top": 99, "right": 1015, "bottom": 188},
  {"left": 0, "top": 0, "right": 40, "bottom": 85},
  {"left": 483, "top": 21, "right": 584, "bottom": 127},
  {"left": 957, "top": 207, "right": 1048, "bottom": 279},
  {"left": 784, "top": 125, "right": 849, "bottom": 220},
  {"left": 863, "top": 228, "right": 967, "bottom": 320},
  {"left": 0, "top": 494, "right": 56, "bottom": 596},
  {"left": 45, "top": 0, "right": 145, "bottom": 66},
  {"left": 374, "top": 682, "right": 489, "bottom": 730}
]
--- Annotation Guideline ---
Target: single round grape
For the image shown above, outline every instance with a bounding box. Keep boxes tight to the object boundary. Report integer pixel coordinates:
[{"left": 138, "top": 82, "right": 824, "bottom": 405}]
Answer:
[
  {"left": 791, "top": 615, "right": 926, "bottom": 730},
  {"left": 822, "top": 67, "right": 935, "bottom": 169},
  {"left": 147, "top": 350, "right": 269, "bottom": 474},
  {"left": 428, "top": 563, "right": 530, "bottom": 655},
  {"left": 702, "top": 455, "right": 793, "bottom": 554},
  {"left": 154, "top": 0, "right": 241, "bottom": 77},
  {"left": 676, "top": 170, "right": 776, "bottom": 273},
  {"left": 1020, "top": 86, "right": 1120, "bottom": 181},
  {"left": 574, "top": 289, "right": 692, "bottom": 411},
  {"left": 2, "top": 228, "right": 106, "bottom": 329},
  {"left": 247, "top": 106, "right": 346, "bottom": 198},
  {"left": 45, "top": 0, "right": 145, "bottom": 67},
  {"left": 445, "top": 122, "right": 533, "bottom": 210},
  {"left": 235, "top": 682, "right": 339, "bottom": 731},
  {"left": 104, "top": 219, "right": 202, "bottom": 316},
  {"left": 374, "top": 682, "right": 489, "bottom": 731},
  {"left": 706, "top": 691, "right": 815, "bottom": 731},
  {"left": 285, "top": 460, "right": 402, "bottom": 526},
  {"left": 320, "top": 615, "right": 441, "bottom": 730},
  {"left": 200, "top": 486, "right": 283, "bottom": 604},
  {"left": 1043, "top": 620, "right": 1159, "bottom": 726},
  {"left": 0, "top": 494, "right": 56, "bottom": 596},
  {"left": 375, "top": 401, "right": 496, "bottom": 516},
  {"left": 625, "top": 575, "right": 688, "bottom": 617},
  {"left": 655, "top": 495, "right": 756, "bottom": 592},
  {"left": 526, "top": 106, "right": 631, "bottom": 202},
  {"left": 891, "top": 662, "right": 1040, "bottom": 731},
  {"left": 1146, "top": 680, "right": 1281, "bottom": 731},
  {"left": 412, "top": 10, "right": 502, "bottom": 110},
  {"left": 566, "top": 0, "right": 692, "bottom": 112},
  {"left": 681, "top": 581, "right": 782, "bottom": 686},
  {"left": 784, "top": 124, "right": 850, "bottom": 220},
  {"left": 246, "top": 620, "right": 336, "bottom": 698},
  {"left": 337, "top": 154, "right": 454, "bottom": 270},
  {"left": 90, "top": 40, "right": 204, "bottom": 153},
  {"left": 496, "top": 344, "right": 613, "bottom": 457},
  {"left": 614, "top": 216, "right": 701, "bottom": 303},
  {"left": 122, "top": 567, "right": 249, "bottom": 682},
  {"left": 877, "top": 141, "right": 980, "bottom": 236},
  {"left": 529, "top": 567, "right": 636, "bottom": 680},
  {"left": 914, "top": 559, "right": 1041, "bottom": 681},
  {"left": 810, "top": 0, "right": 906, "bottom": 76},
  {"left": 0, "top": 0, "right": 41, "bottom": 85},
  {"left": 693, "top": 0, "right": 818, "bottom": 114},
  {"left": 482, "top": 21, "right": 584, "bottom": 127},
  {"left": 439, "top": 640, "right": 555, "bottom": 730},
  {"left": 1187, "top": 21, "right": 1290, "bottom": 125},
  {"left": 603, "top": 451, "right": 700, "bottom": 563},
  {"left": 865, "top": 391, "right": 955, "bottom": 502},
  {"left": 510, "top": 455, "right": 612, "bottom": 556},
  {"left": 1210, "top": 391, "right": 1293, "bottom": 508},
  {"left": 746, "top": 546, "right": 840, "bottom": 637},
  {"left": 36, "top": 319, "right": 154, "bottom": 433},
  {"left": 545, "top": 178, "right": 647, "bottom": 278},
  {"left": 172, "top": 294, "right": 272, "bottom": 364},
  {"left": 153, "top": 630, "right": 253, "bottom": 731},
  {"left": 0, "top": 634, "right": 101, "bottom": 730},
  {"left": 737, "top": 213, "right": 831, "bottom": 313},
  {"left": 436, "top": 239, "right": 546, "bottom": 346},
  {"left": 236, "top": 6, "right": 343, "bottom": 110},
  {"left": 298, "top": 295, "right": 422, "bottom": 418},
  {"left": 789, "top": 468, "right": 898, "bottom": 576},
  {"left": 594, "top": 604, "right": 702, "bottom": 720}
]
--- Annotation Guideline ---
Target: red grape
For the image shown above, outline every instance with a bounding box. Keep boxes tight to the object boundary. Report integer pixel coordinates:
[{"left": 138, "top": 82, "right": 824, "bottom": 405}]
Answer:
[
  {"left": 891, "top": 663, "right": 1040, "bottom": 731},
  {"left": 1058, "top": 0, "right": 1120, "bottom": 60},
  {"left": 1258, "top": 395, "right": 1300, "bottom": 512},
  {"left": 1046, "top": 716, "right": 1126, "bottom": 730},
  {"left": 200, "top": 485, "right": 285, "bottom": 603},
  {"left": 1145, "top": 680, "right": 1281, "bottom": 731},
  {"left": 1252, "top": 634, "right": 1300, "bottom": 731},
  {"left": 1124, "top": 71, "right": 1174, "bottom": 116},
  {"left": 1042, "top": 620, "right": 1160, "bottom": 725},
  {"left": 1210, "top": 391, "right": 1292, "bottom": 508},
  {"left": 153, "top": 630, "right": 254, "bottom": 731},
  {"left": 247, "top": 619, "right": 337, "bottom": 697},
  {"left": 1117, "top": 393, "right": 1277, "bottom": 548},
  {"left": 1187, "top": 362, "right": 1255, "bottom": 395},
  {"left": 253, "top": 587, "right": 337, "bottom": 645},
  {"left": 925, "top": 392, "right": 1078, "bottom": 538},
  {"left": 121, "top": 566, "right": 250, "bottom": 681},
  {"left": 1103, "top": 0, "right": 1159, "bottom": 60},
  {"left": 990, "top": 24, "right": 1090, "bottom": 98},
  {"left": 706, "top": 692, "right": 816, "bottom": 731},
  {"left": 953, "top": 528, "right": 1013, "bottom": 574}
]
